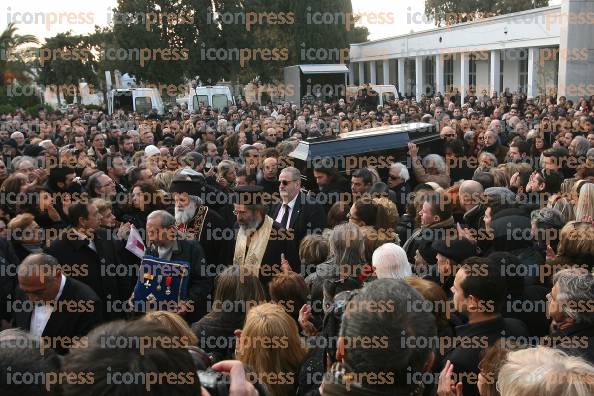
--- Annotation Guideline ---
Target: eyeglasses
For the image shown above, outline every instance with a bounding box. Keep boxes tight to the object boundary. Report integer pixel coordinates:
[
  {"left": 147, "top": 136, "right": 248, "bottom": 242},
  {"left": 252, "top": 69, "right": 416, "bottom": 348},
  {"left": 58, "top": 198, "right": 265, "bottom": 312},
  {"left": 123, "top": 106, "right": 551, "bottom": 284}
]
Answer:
[
  {"left": 280, "top": 179, "right": 298, "bottom": 185},
  {"left": 388, "top": 175, "right": 401, "bottom": 180}
]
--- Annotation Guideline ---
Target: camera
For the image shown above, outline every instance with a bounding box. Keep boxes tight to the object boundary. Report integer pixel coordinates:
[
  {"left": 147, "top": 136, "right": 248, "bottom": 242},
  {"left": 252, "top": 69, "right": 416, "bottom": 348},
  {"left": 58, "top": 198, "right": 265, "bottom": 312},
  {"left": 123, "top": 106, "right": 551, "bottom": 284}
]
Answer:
[
  {"left": 198, "top": 369, "right": 231, "bottom": 396},
  {"left": 188, "top": 347, "right": 269, "bottom": 396}
]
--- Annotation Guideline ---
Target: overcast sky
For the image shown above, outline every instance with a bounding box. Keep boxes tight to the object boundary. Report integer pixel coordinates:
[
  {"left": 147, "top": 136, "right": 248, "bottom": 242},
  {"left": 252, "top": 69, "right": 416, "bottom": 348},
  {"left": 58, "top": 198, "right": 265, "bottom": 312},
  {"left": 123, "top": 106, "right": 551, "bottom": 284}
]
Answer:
[{"left": 2, "top": 0, "right": 561, "bottom": 41}]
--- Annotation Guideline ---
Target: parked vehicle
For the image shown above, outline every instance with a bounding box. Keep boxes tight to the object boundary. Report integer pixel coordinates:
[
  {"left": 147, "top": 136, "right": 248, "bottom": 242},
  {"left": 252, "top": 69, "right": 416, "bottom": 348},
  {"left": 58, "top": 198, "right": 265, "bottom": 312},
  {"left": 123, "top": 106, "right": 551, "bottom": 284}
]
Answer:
[
  {"left": 177, "top": 86, "right": 235, "bottom": 112},
  {"left": 345, "top": 84, "right": 400, "bottom": 107},
  {"left": 107, "top": 88, "right": 164, "bottom": 115}
]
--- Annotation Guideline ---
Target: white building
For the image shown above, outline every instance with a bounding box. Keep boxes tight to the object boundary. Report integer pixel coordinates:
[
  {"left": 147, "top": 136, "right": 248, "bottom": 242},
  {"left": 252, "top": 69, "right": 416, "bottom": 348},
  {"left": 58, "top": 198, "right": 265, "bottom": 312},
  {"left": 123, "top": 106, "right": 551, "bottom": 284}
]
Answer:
[{"left": 349, "top": 0, "right": 594, "bottom": 102}]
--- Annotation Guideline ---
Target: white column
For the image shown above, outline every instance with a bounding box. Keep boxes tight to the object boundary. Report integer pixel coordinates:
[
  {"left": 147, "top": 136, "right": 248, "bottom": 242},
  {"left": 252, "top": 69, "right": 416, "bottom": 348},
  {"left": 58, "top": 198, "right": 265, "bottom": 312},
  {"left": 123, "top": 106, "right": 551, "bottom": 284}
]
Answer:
[
  {"left": 349, "top": 63, "right": 355, "bottom": 86},
  {"left": 370, "top": 61, "right": 377, "bottom": 84},
  {"left": 490, "top": 50, "right": 501, "bottom": 95},
  {"left": 383, "top": 60, "right": 390, "bottom": 86},
  {"left": 415, "top": 56, "right": 424, "bottom": 101},
  {"left": 558, "top": 0, "right": 594, "bottom": 100},
  {"left": 460, "top": 52, "right": 469, "bottom": 102},
  {"left": 358, "top": 62, "right": 365, "bottom": 85},
  {"left": 435, "top": 54, "right": 444, "bottom": 95},
  {"left": 398, "top": 58, "right": 406, "bottom": 97},
  {"left": 527, "top": 47, "right": 540, "bottom": 98}
]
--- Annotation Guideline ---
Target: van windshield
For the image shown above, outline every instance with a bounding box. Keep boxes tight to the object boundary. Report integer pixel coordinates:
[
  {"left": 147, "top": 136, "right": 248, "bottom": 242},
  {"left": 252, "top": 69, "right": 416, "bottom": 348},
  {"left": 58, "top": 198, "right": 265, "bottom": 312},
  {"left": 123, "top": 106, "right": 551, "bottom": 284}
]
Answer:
[
  {"left": 114, "top": 92, "right": 133, "bottom": 112},
  {"left": 194, "top": 95, "right": 208, "bottom": 108},
  {"left": 383, "top": 92, "right": 395, "bottom": 103},
  {"left": 135, "top": 97, "right": 153, "bottom": 114},
  {"left": 212, "top": 94, "right": 228, "bottom": 110}
]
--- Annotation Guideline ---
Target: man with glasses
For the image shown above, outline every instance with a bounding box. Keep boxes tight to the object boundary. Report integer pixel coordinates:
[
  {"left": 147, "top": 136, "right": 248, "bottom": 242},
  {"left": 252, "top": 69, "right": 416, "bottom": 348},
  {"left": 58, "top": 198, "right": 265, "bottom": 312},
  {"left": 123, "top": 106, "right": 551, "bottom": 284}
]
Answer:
[
  {"left": 387, "top": 162, "right": 411, "bottom": 216},
  {"left": 270, "top": 167, "right": 326, "bottom": 249}
]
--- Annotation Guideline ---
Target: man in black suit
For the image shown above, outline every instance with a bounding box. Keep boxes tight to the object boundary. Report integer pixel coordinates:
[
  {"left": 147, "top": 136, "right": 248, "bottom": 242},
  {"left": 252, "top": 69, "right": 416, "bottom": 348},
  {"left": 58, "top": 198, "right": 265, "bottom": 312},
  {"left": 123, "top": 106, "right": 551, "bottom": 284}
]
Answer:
[
  {"left": 12, "top": 253, "right": 102, "bottom": 354},
  {"left": 445, "top": 258, "right": 530, "bottom": 396},
  {"left": 145, "top": 210, "right": 212, "bottom": 322},
  {"left": 0, "top": 237, "right": 20, "bottom": 327},
  {"left": 231, "top": 186, "right": 299, "bottom": 288},
  {"left": 270, "top": 167, "right": 326, "bottom": 249},
  {"left": 45, "top": 202, "right": 129, "bottom": 321}
]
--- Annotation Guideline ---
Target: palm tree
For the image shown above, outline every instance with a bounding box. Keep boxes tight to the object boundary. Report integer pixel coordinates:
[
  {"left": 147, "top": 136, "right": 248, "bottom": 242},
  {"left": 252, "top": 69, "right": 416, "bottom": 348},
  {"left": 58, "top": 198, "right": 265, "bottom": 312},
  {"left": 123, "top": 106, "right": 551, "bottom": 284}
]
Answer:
[{"left": 0, "top": 23, "right": 39, "bottom": 86}]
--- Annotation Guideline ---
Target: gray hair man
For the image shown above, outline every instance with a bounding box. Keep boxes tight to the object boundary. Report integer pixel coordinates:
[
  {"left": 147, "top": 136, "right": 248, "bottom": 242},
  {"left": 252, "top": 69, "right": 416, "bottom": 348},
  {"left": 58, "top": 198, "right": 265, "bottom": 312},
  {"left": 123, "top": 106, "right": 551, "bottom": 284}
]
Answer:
[{"left": 547, "top": 268, "right": 594, "bottom": 364}]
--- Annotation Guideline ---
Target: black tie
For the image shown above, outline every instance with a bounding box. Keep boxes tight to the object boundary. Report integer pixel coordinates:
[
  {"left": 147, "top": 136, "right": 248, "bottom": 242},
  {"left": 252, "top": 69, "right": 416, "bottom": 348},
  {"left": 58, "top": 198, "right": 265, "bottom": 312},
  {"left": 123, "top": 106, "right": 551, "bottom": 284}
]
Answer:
[{"left": 280, "top": 204, "right": 290, "bottom": 228}]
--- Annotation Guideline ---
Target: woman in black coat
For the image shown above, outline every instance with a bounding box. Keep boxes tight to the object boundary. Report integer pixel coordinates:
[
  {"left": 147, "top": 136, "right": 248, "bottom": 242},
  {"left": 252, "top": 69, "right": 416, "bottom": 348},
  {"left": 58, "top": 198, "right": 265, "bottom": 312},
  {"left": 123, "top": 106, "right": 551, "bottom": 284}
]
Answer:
[{"left": 191, "top": 265, "right": 266, "bottom": 363}]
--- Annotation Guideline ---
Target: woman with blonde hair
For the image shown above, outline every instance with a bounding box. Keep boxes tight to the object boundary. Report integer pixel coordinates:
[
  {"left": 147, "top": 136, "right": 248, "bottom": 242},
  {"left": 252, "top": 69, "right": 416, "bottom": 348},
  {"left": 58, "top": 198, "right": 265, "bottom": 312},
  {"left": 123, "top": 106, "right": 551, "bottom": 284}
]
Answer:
[
  {"left": 574, "top": 182, "right": 594, "bottom": 222},
  {"left": 235, "top": 303, "right": 307, "bottom": 396},
  {"left": 153, "top": 170, "right": 176, "bottom": 191},
  {"left": 547, "top": 221, "right": 594, "bottom": 274},
  {"left": 142, "top": 310, "right": 197, "bottom": 346}
]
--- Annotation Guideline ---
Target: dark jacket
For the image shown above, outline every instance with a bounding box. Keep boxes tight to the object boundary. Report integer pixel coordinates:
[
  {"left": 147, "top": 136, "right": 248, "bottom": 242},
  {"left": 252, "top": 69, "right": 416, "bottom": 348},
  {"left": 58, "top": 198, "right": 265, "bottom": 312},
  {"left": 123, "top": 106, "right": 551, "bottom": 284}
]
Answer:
[
  {"left": 504, "top": 284, "right": 550, "bottom": 337},
  {"left": 269, "top": 192, "right": 327, "bottom": 248},
  {"left": 403, "top": 216, "right": 456, "bottom": 263},
  {"left": 45, "top": 228, "right": 129, "bottom": 322},
  {"left": 446, "top": 316, "right": 530, "bottom": 396},
  {"left": 390, "top": 181, "right": 411, "bottom": 217},
  {"left": 0, "top": 238, "right": 20, "bottom": 322},
  {"left": 462, "top": 204, "right": 485, "bottom": 232},
  {"left": 10, "top": 241, "right": 42, "bottom": 263},
  {"left": 550, "top": 322, "right": 594, "bottom": 365},
  {"left": 318, "top": 176, "right": 351, "bottom": 212},
  {"left": 257, "top": 176, "right": 280, "bottom": 195},
  {"left": 396, "top": 214, "right": 414, "bottom": 248},
  {"left": 191, "top": 310, "right": 245, "bottom": 363},
  {"left": 145, "top": 238, "right": 212, "bottom": 322},
  {"left": 13, "top": 277, "right": 103, "bottom": 354}
]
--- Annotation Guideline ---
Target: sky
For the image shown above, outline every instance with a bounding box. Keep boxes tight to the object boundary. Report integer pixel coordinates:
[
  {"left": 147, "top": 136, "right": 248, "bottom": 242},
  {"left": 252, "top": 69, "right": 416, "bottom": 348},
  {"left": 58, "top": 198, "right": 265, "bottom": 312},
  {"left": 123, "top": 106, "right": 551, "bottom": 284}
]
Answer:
[{"left": 2, "top": 0, "right": 561, "bottom": 42}]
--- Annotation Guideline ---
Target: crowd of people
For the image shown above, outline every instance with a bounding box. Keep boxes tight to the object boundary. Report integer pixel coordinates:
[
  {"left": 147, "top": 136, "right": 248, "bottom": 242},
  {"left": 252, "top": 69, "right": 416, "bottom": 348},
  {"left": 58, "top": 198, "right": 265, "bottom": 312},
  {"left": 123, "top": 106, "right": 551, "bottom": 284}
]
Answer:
[{"left": 0, "top": 88, "right": 594, "bottom": 396}]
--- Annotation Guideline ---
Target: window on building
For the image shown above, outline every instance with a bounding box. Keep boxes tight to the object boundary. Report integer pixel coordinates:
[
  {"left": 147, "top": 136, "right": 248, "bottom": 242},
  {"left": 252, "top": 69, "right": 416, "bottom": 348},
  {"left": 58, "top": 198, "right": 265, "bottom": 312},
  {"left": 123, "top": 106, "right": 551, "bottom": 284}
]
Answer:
[
  {"left": 364, "top": 62, "right": 371, "bottom": 84},
  {"left": 519, "top": 50, "right": 528, "bottom": 94},
  {"left": 425, "top": 57, "right": 435, "bottom": 96},
  {"left": 352, "top": 63, "right": 359, "bottom": 85},
  {"left": 389, "top": 59, "right": 398, "bottom": 86},
  {"left": 406, "top": 59, "right": 416, "bottom": 97},
  {"left": 376, "top": 61, "right": 384, "bottom": 84},
  {"left": 444, "top": 56, "right": 454, "bottom": 93}
]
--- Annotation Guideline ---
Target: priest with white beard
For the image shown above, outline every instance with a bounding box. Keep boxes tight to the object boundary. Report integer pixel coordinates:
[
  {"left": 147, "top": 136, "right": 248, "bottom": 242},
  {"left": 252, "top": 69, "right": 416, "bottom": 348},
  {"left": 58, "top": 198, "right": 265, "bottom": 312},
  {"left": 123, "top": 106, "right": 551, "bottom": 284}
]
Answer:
[{"left": 170, "top": 178, "right": 229, "bottom": 270}]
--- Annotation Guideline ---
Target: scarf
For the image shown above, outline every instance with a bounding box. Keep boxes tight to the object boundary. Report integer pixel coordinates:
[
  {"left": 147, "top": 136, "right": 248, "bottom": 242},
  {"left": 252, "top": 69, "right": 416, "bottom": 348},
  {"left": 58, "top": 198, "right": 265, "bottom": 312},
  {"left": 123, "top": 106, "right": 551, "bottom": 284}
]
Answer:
[{"left": 233, "top": 215, "right": 274, "bottom": 274}]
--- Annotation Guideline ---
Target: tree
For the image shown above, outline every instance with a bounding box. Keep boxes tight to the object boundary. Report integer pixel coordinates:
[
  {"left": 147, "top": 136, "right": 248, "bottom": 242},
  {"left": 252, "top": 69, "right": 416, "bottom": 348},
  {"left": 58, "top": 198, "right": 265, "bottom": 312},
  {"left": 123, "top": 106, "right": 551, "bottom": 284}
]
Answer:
[
  {"left": 35, "top": 32, "right": 98, "bottom": 105},
  {"left": 106, "top": 0, "right": 369, "bottom": 91},
  {"left": 0, "top": 23, "right": 38, "bottom": 86},
  {"left": 425, "top": 0, "right": 549, "bottom": 26}
]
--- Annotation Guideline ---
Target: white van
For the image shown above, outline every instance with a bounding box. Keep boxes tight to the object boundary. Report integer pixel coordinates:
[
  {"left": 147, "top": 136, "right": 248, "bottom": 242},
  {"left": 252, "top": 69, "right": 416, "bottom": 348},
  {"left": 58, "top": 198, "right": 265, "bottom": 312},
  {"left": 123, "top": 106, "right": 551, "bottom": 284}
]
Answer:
[
  {"left": 107, "top": 88, "right": 164, "bottom": 115},
  {"left": 346, "top": 84, "right": 400, "bottom": 107},
  {"left": 178, "top": 86, "right": 235, "bottom": 112}
]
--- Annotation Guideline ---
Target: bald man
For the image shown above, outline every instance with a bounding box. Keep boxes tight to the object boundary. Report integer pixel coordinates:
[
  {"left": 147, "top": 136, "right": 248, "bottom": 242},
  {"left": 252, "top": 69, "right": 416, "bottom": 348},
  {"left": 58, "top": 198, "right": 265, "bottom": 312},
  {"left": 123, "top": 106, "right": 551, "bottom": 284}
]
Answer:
[
  {"left": 458, "top": 180, "right": 485, "bottom": 231},
  {"left": 257, "top": 156, "right": 280, "bottom": 194},
  {"left": 12, "top": 253, "right": 102, "bottom": 354}
]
